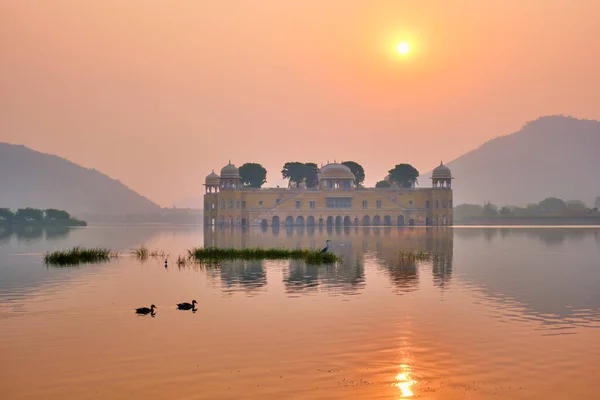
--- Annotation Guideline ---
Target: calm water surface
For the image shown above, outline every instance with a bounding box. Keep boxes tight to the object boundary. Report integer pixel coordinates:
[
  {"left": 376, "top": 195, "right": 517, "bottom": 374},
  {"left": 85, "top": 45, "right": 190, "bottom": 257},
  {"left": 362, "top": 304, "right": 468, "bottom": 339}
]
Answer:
[{"left": 1, "top": 225, "right": 599, "bottom": 399}]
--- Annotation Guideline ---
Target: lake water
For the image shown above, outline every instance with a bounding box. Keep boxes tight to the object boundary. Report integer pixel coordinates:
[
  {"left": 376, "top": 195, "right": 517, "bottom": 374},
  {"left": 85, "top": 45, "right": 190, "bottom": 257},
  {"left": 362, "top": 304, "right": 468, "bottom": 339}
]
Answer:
[{"left": 1, "top": 225, "right": 599, "bottom": 399}]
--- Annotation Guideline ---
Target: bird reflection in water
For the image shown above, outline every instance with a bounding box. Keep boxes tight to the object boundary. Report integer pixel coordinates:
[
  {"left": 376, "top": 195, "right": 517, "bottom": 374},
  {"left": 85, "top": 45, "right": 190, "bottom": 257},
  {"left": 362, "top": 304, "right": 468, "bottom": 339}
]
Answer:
[{"left": 394, "top": 364, "right": 416, "bottom": 397}]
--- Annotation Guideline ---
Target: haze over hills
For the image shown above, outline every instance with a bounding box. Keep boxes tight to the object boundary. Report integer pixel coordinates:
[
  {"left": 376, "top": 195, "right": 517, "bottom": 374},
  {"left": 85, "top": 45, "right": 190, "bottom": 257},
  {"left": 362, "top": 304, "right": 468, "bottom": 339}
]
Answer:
[
  {"left": 424, "top": 116, "right": 600, "bottom": 207},
  {"left": 0, "top": 143, "right": 161, "bottom": 216}
]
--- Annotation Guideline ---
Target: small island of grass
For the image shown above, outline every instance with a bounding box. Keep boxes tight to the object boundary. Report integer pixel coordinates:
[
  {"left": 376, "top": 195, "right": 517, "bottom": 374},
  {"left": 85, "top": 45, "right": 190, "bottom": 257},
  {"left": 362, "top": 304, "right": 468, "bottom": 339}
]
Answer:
[
  {"left": 44, "top": 246, "right": 117, "bottom": 266},
  {"left": 0, "top": 208, "right": 87, "bottom": 227},
  {"left": 187, "top": 247, "right": 341, "bottom": 265}
]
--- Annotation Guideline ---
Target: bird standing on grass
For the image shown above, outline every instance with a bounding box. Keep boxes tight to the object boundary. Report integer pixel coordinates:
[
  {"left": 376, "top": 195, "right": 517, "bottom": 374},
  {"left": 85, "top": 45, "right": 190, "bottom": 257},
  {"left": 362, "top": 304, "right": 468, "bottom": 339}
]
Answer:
[{"left": 320, "top": 240, "right": 331, "bottom": 253}]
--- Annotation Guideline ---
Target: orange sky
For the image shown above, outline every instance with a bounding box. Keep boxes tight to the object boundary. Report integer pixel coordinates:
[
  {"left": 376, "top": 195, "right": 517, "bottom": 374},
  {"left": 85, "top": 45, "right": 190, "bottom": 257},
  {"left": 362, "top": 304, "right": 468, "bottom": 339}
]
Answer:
[{"left": 1, "top": 0, "right": 599, "bottom": 206}]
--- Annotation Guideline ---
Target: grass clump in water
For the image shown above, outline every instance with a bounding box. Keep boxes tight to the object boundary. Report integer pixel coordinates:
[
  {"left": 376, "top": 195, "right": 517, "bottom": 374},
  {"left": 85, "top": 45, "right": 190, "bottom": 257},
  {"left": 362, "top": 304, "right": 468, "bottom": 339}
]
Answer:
[
  {"left": 398, "top": 250, "right": 431, "bottom": 261},
  {"left": 44, "top": 246, "right": 116, "bottom": 266},
  {"left": 188, "top": 247, "right": 341, "bottom": 265},
  {"left": 131, "top": 245, "right": 167, "bottom": 260}
]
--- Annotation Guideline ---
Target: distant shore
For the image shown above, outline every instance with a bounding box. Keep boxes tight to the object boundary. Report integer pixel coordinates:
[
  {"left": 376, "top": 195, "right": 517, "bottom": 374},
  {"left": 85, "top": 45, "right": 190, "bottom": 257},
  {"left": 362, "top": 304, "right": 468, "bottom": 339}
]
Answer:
[{"left": 0, "top": 219, "right": 87, "bottom": 227}]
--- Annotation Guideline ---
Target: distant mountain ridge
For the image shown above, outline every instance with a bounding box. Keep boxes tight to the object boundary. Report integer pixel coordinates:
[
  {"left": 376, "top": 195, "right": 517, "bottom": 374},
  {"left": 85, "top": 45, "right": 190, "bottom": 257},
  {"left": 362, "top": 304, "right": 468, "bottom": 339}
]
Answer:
[
  {"left": 425, "top": 115, "right": 600, "bottom": 206},
  {"left": 0, "top": 143, "right": 161, "bottom": 216}
]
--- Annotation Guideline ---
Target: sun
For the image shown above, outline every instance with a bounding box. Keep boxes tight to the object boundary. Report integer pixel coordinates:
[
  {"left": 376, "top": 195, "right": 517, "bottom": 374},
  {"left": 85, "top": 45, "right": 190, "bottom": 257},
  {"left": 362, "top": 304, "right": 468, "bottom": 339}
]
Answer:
[{"left": 397, "top": 42, "right": 410, "bottom": 55}]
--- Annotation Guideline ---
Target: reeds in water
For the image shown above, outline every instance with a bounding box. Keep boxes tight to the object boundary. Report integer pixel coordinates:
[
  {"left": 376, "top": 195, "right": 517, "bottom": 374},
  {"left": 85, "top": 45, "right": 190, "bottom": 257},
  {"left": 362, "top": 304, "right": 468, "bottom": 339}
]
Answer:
[
  {"left": 131, "top": 245, "right": 167, "bottom": 260},
  {"left": 187, "top": 247, "right": 341, "bottom": 265},
  {"left": 44, "top": 246, "right": 116, "bottom": 266}
]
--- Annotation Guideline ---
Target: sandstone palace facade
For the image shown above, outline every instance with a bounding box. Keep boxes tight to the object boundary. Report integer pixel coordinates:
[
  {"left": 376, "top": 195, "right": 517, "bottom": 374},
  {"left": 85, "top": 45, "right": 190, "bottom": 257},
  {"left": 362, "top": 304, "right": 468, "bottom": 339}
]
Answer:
[{"left": 203, "top": 162, "right": 453, "bottom": 227}]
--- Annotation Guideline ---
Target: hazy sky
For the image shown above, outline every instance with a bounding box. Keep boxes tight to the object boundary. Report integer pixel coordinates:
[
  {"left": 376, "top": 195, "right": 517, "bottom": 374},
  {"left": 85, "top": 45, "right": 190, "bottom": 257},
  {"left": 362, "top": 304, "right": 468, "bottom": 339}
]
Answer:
[{"left": 1, "top": 0, "right": 599, "bottom": 206}]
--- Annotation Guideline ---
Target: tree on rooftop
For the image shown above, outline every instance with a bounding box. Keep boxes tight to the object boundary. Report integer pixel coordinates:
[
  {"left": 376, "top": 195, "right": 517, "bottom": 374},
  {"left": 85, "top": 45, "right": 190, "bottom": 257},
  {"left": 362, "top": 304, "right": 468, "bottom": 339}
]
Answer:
[
  {"left": 239, "top": 163, "right": 267, "bottom": 188},
  {"left": 281, "top": 162, "right": 319, "bottom": 188},
  {"left": 281, "top": 162, "right": 306, "bottom": 188},
  {"left": 304, "top": 163, "right": 319, "bottom": 188},
  {"left": 388, "top": 164, "right": 419, "bottom": 188},
  {"left": 375, "top": 180, "right": 390, "bottom": 188},
  {"left": 342, "top": 161, "right": 365, "bottom": 187}
]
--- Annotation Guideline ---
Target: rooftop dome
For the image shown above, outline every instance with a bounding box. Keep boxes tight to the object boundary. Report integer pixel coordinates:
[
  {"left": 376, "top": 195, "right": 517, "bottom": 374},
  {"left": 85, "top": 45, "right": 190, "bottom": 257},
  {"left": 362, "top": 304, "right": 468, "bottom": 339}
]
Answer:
[
  {"left": 318, "top": 163, "right": 355, "bottom": 180},
  {"left": 220, "top": 161, "right": 239, "bottom": 179},
  {"left": 205, "top": 170, "right": 220, "bottom": 185},
  {"left": 431, "top": 161, "right": 453, "bottom": 180}
]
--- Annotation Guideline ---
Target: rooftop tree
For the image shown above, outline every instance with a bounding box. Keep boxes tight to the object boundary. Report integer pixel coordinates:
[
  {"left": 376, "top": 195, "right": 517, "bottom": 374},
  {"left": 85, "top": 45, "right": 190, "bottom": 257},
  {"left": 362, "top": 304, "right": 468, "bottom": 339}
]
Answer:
[
  {"left": 375, "top": 180, "right": 390, "bottom": 188},
  {"left": 304, "top": 163, "right": 319, "bottom": 188},
  {"left": 388, "top": 164, "right": 419, "bottom": 188},
  {"left": 239, "top": 163, "right": 267, "bottom": 188},
  {"left": 282, "top": 162, "right": 319, "bottom": 188},
  {"left": 341, "top": 161, "right": 365, "bottom": 187},
  {"left": 281, "top": 162, "right": 305, "bottom": 188}
]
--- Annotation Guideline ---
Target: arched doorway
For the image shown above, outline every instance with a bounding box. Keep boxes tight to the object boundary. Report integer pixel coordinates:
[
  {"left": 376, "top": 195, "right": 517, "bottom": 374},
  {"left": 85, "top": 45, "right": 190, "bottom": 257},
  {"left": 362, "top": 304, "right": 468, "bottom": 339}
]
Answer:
[
  {"left": 272, "top": 216, "right": 280, "bottom": 226},
  {"left": 443, "top": 216, "right": 448, "bottom": 226},
  {"left": 335, "top": 216, "right": 342, "bottom": 226},
  {"left": 296, "top": 216, "right": 305, "bottom": 226},
  {"left": 354, "top": 217, "right": 360, "bottom": 226},
  {"left": 343, "top": 216, "right": 352, "bottom": 226},
  {"left": 307, "top": 216, "right": 315, "bottom": 226},
  {"left": 397, "top": 215, "right": 405, "bottom": 226},
  {"left": 362, "top": 215, "right": 370, "bottom": 226},
  {"left": 383, "top": 215, "right": 392, "bottom": 226},
  {"left": 260, "top": 219, "right": 268, "bottom": 229},
  {"left": 373, "top": 215, "right": 381, "bottom": 226},
  {"left": 285, "top": 216, "right": 294, "bottom": 226},
  {"left": 326, "top": 216, "right": 334, "bottom": 226},
  {"left": 409, "top": 219, "right": 415, "bottom": 226}
]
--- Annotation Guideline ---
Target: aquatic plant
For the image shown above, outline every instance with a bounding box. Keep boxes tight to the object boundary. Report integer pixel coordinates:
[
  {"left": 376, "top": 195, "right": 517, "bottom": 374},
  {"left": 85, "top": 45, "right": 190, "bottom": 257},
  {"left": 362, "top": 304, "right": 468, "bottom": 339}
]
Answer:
[
  {"left": 187, "top": 247, "right": 341, "bottom": 265},
  {"left": 176, "top": 254, "right": 189, "bottom": 267},
  {"left": 44, "top": 246, "right": 116, "bottom": 266},
  {"left": 131, "top": 245, "right": 167, "bottom": 260},
  {"left": 398, "top": 250, "right": 432, "bottom": 261}
]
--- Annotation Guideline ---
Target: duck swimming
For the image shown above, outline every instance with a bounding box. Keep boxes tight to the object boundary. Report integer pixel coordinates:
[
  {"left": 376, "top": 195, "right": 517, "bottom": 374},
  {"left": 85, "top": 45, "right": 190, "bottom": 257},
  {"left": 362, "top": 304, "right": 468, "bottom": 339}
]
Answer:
[
  {"left": 176, "top": 300, "right": 197, "bottom": 310},
  {"left": 135, "top": 304, "right": 157, "bottom": 315}
]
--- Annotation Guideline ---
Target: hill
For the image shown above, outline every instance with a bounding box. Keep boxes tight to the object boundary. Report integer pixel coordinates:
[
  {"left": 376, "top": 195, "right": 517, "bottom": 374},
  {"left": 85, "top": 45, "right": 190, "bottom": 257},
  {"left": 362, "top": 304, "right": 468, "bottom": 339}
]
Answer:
[
  {"left": 0, "top": 143, "right": 161, "bottom": 216},
  {"left": 425, "top": 116, "right": 600, "bottom": 207}
]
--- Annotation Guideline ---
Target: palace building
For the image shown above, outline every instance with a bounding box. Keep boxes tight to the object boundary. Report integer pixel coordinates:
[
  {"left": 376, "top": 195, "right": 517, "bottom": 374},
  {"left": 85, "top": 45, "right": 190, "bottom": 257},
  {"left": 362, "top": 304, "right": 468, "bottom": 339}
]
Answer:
[{"left": 203, "top": 162, "right": 453, "bottom": 227}]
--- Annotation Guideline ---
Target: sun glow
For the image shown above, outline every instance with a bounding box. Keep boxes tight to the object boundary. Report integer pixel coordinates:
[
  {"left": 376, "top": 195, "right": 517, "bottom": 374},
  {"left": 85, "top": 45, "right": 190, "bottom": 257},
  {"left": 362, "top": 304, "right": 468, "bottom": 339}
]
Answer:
[
  {"left": 397, "top": 42, "right": 410, "bottom": 54},
  {"left": 394, "top": 365, "right": 417, "bottom": 397}
]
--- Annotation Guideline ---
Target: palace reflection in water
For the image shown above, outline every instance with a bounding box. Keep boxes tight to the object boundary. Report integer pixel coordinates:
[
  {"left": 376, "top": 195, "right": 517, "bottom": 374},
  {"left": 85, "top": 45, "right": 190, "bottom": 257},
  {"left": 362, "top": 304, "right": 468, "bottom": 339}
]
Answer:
[{"left": 203, "top": 225, "right": 454, "bottom": 295}]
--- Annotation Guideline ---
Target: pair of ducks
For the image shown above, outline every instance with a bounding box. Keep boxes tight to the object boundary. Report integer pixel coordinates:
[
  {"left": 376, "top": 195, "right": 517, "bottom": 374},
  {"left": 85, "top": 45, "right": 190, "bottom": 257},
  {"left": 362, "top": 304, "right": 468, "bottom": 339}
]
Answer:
[{"left": 135, "top": 300, "right": 197, "bottom": 316}]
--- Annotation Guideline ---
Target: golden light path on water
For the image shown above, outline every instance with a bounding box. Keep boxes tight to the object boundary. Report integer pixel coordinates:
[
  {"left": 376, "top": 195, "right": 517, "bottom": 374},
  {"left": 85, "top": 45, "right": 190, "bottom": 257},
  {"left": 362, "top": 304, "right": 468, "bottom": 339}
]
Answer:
[{"left": 394, "top": 364, "right": 417, "bottom": 397}]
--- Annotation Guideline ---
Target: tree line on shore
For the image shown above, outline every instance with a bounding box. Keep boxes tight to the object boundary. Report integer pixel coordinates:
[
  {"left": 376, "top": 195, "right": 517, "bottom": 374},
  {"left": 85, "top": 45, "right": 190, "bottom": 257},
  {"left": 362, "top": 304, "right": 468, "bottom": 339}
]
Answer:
[
  {"left": 0, "top": 207, "right": 86, "bottom": 226},
  {"left": 455, "top": 197, "right": 600, "bottom": 221},
  {"left": 236, "top": 161, "right": 420, "bottom": 189}
]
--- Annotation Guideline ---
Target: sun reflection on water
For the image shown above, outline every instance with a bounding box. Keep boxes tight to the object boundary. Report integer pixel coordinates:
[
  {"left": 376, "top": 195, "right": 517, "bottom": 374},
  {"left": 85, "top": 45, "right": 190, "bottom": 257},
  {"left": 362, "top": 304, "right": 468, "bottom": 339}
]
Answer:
[{"left": 394, "top": 364, "right": 417, "bottom": 397}]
